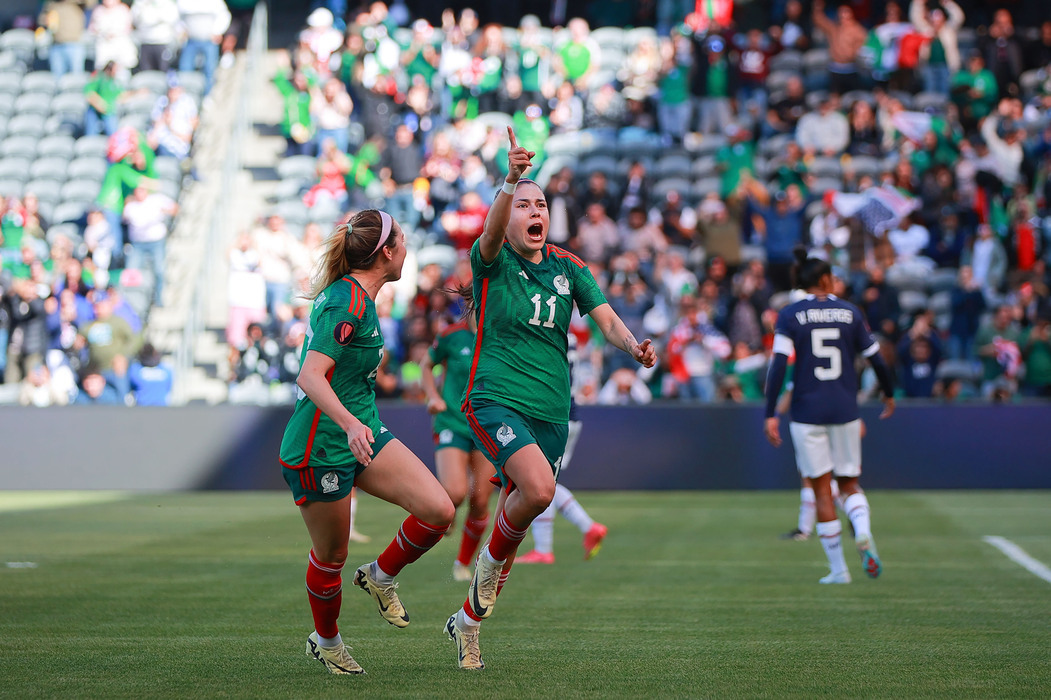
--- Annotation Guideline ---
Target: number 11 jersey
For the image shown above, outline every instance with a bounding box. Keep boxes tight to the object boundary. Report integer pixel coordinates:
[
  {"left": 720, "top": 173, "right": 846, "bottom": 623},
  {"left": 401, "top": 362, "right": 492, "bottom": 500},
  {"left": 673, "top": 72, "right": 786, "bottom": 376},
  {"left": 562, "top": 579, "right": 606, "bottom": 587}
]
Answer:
[
  {"left": 773, "top": 294, "right": 880, "bottom": 425},
  {"left": 464, "top": 241, "right": 606, "bottom": 424}
]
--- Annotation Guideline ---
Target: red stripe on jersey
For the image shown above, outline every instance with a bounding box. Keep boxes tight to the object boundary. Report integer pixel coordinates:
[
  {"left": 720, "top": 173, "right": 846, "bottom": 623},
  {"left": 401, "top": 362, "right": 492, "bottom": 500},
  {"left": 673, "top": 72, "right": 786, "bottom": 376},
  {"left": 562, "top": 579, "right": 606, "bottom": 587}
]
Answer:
[
  {"left": 278, "top": 366, "right": 336, "bottom": 469},
  {"left": 465, "top": 405, "right": 499, "bottom": 458},
  {"left": 439, "top": 321, "right": 469, "bottom": 337},
  {"left": 547, "top": 244, "right": 585, "bottom": 268},
  {"left": 461, "top": 278, "right": 489, "bottom": 410}
]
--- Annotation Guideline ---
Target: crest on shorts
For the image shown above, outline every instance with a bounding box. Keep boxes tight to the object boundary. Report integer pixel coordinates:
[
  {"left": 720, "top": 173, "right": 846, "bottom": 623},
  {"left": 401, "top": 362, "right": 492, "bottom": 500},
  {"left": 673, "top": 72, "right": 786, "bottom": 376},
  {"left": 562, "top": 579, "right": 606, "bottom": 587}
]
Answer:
[
  {"left": 439, "top": 429, "right": 453, "bottom": 444},
  {"left": 334, "top": 321, "right": 355, "bottom": 345},
  {"left": 496, "top": 423, "right": 516, "bottom": 446},
  {"left": 320, "top": 471, "right": 339, "bottom": 493},
  {"left": 553, "top": 274, "right": 570, "bottom": 295}
]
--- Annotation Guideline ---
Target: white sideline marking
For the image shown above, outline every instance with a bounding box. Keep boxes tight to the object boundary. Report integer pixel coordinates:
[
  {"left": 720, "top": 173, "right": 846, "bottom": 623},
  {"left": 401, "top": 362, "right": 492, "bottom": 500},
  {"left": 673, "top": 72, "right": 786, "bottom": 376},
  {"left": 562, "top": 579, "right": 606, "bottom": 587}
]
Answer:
[
  {"left": 0, "top": 491, "right": 130, "bottom": 513},
  {"left": 983, "top": 536, "right": 1051, "bottom": 584}
]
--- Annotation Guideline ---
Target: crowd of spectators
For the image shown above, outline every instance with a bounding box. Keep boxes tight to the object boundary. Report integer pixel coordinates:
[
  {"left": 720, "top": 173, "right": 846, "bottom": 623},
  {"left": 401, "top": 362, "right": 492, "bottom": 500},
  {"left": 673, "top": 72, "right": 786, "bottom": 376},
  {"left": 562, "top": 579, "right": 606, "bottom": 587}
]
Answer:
[
  {"left": 228, "top": 0, "right": 1051, "bottom": 406},
  {"left": 0, "top": 0, "right": 231, "bottom": 405}
]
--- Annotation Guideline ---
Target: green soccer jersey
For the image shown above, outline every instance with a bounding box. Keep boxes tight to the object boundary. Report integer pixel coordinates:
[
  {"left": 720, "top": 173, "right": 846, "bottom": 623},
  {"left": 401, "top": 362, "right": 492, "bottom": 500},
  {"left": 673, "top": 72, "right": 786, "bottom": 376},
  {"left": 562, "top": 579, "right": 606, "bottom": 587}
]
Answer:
[
  {"left": 465, "top": 241, "right": 606, "bottom": 423},
  {"left": 429, "top": 321, "right": 475, "bottom": 437},
  {"left": 279, "top": 276, "right": 385, "bottom": 469}
]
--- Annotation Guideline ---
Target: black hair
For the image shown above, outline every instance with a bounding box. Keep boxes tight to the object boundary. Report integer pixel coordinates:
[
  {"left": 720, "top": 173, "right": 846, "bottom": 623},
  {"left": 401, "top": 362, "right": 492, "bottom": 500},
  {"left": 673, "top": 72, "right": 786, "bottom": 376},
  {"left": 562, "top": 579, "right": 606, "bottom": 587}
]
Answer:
[{"left": 792, "top": 246, "right": 832, "bottom": 290}]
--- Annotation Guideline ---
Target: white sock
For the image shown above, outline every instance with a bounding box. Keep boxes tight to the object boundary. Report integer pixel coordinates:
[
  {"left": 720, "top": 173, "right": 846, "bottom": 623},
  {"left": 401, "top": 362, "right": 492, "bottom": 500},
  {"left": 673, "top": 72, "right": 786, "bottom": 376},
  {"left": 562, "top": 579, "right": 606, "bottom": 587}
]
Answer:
[
  {"left": 553, "top": 484, "right": 593, "bottom": 533},
  {"left": 482, "top": 545, "right": 505, "bottom": 566},
  {"left": 318, "top": 631, "right": 342, "bottom": 648},
  {"left": 456, "top": 607, "right": 481, "bottom": 630},
  {"left": 798, "top": 487, "right": 816, "bottom": 535},
  {"left": 370, "top": 560, "right": 394, "bottom": 586},
  {"left": 529, "top": 502, "right": 556, "bottom": 554},
  {"left": 349, "top": 492, "right": 358, "bottom": 532},
  {"left": 843, "top": 492, "right": 872, "bottom": 541},
  {"left": 816, "top": 520, "right": 848, "bottom": 575},
  {"left": 831, "top": 480, "right": 844, "bottom": 514}
]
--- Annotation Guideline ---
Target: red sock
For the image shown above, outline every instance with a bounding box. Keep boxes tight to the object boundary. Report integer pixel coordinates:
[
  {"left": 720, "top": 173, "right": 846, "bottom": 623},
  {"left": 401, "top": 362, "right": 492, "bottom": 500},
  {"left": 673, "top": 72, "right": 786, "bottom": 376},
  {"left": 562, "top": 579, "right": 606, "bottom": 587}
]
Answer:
[
  {"left": 376, "top": 516, "right": 448, "bottom": 576},
  {"left": 305, "top": 550, "right": 343, "bottom": 639},
  {"left": 457, "top": 515, "right": 489, "bottom": 566},
  {"left": 487, "top": 510, "right": 528, "bottom": 562}
]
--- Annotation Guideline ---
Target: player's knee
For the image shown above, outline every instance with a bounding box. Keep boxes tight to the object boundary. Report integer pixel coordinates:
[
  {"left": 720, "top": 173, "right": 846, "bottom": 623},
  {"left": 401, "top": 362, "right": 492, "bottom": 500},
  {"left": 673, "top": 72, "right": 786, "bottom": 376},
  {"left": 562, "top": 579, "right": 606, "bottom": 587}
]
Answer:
[
  {"left": 521, "top": 481, "right": 556, "bottom": 515},
  {"left": 426, "top": 496, "right": 457, "bottom": 528}
]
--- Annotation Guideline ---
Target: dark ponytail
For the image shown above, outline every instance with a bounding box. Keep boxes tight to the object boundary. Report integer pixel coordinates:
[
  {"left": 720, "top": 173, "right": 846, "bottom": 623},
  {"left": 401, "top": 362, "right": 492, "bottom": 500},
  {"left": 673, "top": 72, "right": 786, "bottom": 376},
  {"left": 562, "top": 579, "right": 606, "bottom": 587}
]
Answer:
[{"left": 792, "top": 246, "right": 832, "bottom": 291}]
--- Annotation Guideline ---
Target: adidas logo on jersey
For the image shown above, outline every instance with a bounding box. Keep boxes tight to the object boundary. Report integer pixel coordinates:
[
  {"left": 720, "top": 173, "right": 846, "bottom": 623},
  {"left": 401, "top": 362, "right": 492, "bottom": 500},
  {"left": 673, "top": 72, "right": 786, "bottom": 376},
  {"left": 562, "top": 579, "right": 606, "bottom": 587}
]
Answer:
[
  {"left": 371, "top": 329, "right": 379, "bottom": 337},
  {"left": 519, "top": 271, "right": 529, "bottom": 279}
]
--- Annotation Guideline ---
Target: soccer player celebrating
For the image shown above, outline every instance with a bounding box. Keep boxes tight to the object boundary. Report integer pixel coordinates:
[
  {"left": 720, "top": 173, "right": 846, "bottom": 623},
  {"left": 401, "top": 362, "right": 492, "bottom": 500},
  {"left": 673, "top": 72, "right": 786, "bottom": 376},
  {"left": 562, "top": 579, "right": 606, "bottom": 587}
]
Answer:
[
  {"left": 279, "top": 210, "right": 455, "bottom": 675},
  {"left": 445, "top": 128, "right": 657, "bottom": 669},
  {"left": 421, "top": 310, "right": 496, "bottom": 582},
  {"left": 764, "top": 249, "right": 895, "bottom": 584}
]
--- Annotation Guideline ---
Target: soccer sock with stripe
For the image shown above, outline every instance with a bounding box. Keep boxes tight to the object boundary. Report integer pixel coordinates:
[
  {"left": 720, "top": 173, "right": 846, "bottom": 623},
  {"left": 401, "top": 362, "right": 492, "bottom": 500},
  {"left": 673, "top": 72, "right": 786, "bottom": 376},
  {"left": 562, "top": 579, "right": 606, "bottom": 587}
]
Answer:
[
  {"left": 305, "top": 550, "right": 343, "bottom": 643},
  {"left": 460, "top": 561, "right": 513, "bottom": 626},
  {"left": 799, "top": 487, "right": 816, "bottom": 536},
  {"left": 843, "top": 492, "right": 872, "bottom": 540},
  {"left": 376, "top": 516, "right": 448, "bottom": 578},
  {"left": 816, "top": 520, "right": 848, "bottom": 575},
  {"left": 553, "top": 484, "right": 594, "bottom": 534},
  {"left": 529, "top": 502, "right": 556, "bottom": 554},
  {"left": 486, "top": 509, "right": 528, "bottom": 562},
  {"left": 457, "top": 514, "right": 489, "bottom": 566}
]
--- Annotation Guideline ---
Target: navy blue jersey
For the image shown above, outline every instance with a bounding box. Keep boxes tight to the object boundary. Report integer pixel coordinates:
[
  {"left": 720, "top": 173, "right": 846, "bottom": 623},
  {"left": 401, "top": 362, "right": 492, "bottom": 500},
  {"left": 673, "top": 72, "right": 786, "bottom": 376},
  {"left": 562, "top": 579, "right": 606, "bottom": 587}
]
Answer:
[{"left": 773, "top": 294, "right": 880, "bottom": 425}]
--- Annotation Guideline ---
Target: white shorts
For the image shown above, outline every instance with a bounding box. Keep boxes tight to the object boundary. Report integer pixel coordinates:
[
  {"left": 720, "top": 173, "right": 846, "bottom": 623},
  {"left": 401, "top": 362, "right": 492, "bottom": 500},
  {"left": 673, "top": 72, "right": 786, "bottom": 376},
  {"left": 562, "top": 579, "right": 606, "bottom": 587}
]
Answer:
[{"left": 789, "top": 420, "right": 862, "bottom": 479}]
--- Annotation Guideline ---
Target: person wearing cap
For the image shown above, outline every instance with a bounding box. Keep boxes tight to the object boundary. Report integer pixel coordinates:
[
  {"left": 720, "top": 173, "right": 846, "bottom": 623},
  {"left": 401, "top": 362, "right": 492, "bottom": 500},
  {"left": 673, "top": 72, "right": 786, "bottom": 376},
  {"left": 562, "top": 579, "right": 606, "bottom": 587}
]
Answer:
[
  {"left": 176, "top": 0, "right": 231, "bottom": 95},
  {"left": 279, "top": 209, "right": 455, "bottom": 675}
]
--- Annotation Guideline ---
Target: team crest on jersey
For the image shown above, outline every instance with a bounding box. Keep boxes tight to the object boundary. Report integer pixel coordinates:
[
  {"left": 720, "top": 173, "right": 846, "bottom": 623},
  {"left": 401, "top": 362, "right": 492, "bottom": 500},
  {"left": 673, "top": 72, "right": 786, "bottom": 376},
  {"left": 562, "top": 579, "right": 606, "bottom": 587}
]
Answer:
[
  {"left": 553, "top": 274, "right": 570, "bottom": 295},
  {"left": 313, "top": 291, "right": 327, "bottom": 309},
  {"left": 334, "top": 321, "right": 355, "bottom": 345},
  {"left": 496, "top": 423, "right": 516, "bottom": 446},
  {"left": 320, "top": 471, "right": 339, "bottom": 493},
  {"left": 439, "top": 429, "right": 453, "bottom": 444}
]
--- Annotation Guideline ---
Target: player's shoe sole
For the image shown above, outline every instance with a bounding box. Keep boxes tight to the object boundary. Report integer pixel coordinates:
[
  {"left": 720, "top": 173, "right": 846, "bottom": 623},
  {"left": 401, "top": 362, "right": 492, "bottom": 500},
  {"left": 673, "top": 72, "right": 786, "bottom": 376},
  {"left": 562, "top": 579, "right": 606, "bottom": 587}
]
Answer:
[
  {"left": 452, "top": 561, "right": 473, "bottom": 581},
  {"left": 583, "top": 523, "right": 608, "bottom": 560},
  {"left": 516, "top": 550, "right": 555, "bottom": 564},
  {"left": 467, "top": 553, "right": 502, "bottom": 619},
  {"left": 445, "top": 614, "right": 484, "bottom": 670},
  {"left": 354, "top": 564, "right": 409, "bottom": 627},
  {"left": 306, "top": 631, "right": 365, "bottom": 674},
  {"left": 856, "top": 536, "right": 882, "bottom": 578},
  {"left": 818, "top": 571, "right": 852, "bottom": 584}
]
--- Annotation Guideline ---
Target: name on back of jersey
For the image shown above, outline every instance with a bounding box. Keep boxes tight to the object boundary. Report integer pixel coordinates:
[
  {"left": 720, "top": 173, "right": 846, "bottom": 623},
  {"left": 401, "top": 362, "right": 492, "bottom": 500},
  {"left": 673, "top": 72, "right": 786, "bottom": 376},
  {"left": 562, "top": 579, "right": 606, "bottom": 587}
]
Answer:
[{"left": 794, "top": 308, "right": 854, "bottom": 325}]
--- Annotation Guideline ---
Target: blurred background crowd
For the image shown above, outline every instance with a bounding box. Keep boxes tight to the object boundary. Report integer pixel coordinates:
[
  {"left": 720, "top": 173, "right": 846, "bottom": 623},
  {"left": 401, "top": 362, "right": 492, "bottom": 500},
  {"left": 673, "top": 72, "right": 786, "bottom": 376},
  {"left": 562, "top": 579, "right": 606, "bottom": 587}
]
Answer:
[{"left": 2, "top": 0, "right": 1051, "bottom": 407}]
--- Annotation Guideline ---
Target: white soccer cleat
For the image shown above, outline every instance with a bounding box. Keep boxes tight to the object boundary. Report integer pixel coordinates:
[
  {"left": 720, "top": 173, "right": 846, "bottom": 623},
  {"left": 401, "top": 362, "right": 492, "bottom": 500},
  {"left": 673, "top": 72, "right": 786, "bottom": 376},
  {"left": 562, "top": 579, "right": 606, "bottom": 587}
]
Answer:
[
  {"left": 466, "top": 552, "right": 502, "bottom": 619},
  {"left": 855, "top": 535, "right": 882, "bottom": 578},
  {"left": 446, "top": 614, "right": 484, "bottom": 670},
  {"left": 452, "top": 561, "right": 473, "bottom": 582},
  {"left": 819, "top": 570, "right": 852, "bottom": 584},
  {"left": 354, "top": 564, "right": 409, "bottom": 627},
  {"left": 306, "top": 631, "right": 365, "bottom": 675}
]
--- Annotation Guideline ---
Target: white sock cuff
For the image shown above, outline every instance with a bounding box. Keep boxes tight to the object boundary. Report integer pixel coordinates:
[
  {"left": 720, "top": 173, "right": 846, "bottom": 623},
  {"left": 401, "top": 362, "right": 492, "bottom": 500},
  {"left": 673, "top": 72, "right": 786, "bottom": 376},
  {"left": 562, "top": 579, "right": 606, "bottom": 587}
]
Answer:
[
  {"left": 843, "top": 492, "right": 869, "bottom": 511},
  {"left": 800, "top": 487, "right": 815, "bottom": 503},
  {"left": 815, "top": 520, "right": 842, "bottom": 537}
]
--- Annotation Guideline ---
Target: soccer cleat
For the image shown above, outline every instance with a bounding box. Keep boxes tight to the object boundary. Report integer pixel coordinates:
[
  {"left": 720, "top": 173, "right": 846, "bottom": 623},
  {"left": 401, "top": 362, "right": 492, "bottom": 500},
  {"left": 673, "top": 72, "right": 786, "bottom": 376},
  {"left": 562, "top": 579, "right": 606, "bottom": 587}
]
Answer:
[
  {"left": 306, "top": 631, "right": 365, "bottom": 675},
  {"left": 353, "top": 564, "right": 409, "bottom": 627},
  {"left": 856, "top": 535, "right": 882, "bottom": 578},
  {"left": 819, "top": 570, "right": 852, "bottom": 584},
  {"left": 467, "top": 552, "right": 503, "bottom": 619},
  {"left": 446, "top": 614, "right": 484, "bottom": 670},
  {"left": 452, "top": 561, "right": 473, "bottom": 582},
  {"left": 780, "top": 528, "right": 810, "bottom": 541},
  {"left": 583, "top": 523, "right": 608, "bottom": 560},
  {"left": 516, "top": 550, "right": 555, "bottom": 565}
]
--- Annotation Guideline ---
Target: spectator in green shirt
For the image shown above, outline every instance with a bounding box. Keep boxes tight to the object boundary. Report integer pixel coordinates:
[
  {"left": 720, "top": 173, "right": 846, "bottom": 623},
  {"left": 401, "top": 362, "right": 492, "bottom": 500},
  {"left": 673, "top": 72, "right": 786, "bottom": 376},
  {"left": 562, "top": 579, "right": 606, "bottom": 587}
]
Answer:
[
  {"left": 556, "top": 18, "right": 598, "bottom": 91},
  {"left": 951, "top": 53, "right": 998, "bottom": 129},
  {"left": 975, "top": 304, "right": 1021, "bottom": 399},
  {"left": 1021, "top": 313, "right": 1051, "bottom": 397},
  {"left": 275, "top": 70, "right": 316, "bottom": 156},
  {"left": 84, "top": 61, "right": 123, "bottom": 136},
  {"left": 657, "top": 34, "right": 692, "bottom": 146}
]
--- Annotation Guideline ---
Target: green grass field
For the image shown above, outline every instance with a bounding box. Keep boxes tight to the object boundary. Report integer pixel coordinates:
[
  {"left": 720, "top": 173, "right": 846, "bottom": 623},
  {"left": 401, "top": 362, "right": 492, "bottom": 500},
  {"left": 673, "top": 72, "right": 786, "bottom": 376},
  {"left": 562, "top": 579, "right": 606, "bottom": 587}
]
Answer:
[{"left": 1, "top": 491, "right": 1049, "bottom": 699}]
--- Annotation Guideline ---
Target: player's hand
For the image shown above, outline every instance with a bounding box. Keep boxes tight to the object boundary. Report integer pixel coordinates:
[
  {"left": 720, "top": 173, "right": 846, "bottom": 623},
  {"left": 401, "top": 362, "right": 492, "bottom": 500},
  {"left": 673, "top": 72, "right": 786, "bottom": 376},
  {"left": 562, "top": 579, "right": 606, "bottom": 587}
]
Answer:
[
  {"left": 764, "top": 416, "right": 782, "bottom": 447},
  {"left": 426, "top": 396, "right": 447, "bottom": 415},
  {"left": 506, "top": 127, "right": 535, "bottom": 183},
  {"left": 631, "top": 338, "right": 657, "bottom": 368},
  {"left": 346, "top": 418, "right": 375, "bottom": 465},
  {"left": 879, "top": 397, "right": 895, "bottom": 420}
]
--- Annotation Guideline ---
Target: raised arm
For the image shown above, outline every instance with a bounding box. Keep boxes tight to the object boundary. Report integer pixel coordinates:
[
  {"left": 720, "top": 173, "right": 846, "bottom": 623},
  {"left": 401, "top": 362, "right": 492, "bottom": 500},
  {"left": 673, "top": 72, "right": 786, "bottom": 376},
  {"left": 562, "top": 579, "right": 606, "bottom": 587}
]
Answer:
[
  {"left": 479, "top": 126, "right": 535, "bottom": 263},
  {"left": 419, "top": 351, "right": 447, "bottom": 415},
  {"left": 588, "top": 303, "right": 657, "bottom": 368},
  {"left": 297, "top": 350, "right": 376, "bottom": 465}
]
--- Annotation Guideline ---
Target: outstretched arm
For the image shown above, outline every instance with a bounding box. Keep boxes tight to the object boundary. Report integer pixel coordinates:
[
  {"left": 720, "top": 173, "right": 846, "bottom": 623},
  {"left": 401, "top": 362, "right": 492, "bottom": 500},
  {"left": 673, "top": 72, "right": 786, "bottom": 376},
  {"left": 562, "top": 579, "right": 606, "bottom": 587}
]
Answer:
[
  {"left": 479, "top": 126, "right": 535, "bottom": 263},
  {"left": 589, "top": 303, "right": 657, "bottom": 367}
]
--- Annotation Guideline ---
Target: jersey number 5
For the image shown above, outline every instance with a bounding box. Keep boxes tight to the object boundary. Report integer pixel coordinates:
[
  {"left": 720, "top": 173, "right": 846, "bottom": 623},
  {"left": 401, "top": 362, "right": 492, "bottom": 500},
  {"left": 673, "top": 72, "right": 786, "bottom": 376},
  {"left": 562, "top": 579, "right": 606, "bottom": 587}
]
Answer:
[
  {"left": 811, "top": 328, "right": 842, "bottom": 381},
  {"left": 528, "top": 294, "right": 557, "bottom": 328}
]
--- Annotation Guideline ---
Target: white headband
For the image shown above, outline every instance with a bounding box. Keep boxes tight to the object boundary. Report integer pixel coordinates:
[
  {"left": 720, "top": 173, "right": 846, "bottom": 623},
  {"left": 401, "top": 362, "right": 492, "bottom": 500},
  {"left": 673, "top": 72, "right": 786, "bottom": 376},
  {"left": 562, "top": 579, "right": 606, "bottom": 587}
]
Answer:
[{"left": 372, "top": 211, "right": 393, "bottom": 255}]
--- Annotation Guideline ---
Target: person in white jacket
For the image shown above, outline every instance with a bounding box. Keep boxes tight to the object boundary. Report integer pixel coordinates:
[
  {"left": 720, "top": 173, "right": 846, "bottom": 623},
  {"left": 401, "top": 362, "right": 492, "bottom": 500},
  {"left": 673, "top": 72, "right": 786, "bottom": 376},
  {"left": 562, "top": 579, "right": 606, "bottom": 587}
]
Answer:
[
  {"left": 133, "top": 0, "right": 180, "bottom": 72},
  {"left": 177, "top": 0, "right": 230, "bottom": 95},
  {"left": 909, "top": 0, "right": 965, "bottom": 96}
]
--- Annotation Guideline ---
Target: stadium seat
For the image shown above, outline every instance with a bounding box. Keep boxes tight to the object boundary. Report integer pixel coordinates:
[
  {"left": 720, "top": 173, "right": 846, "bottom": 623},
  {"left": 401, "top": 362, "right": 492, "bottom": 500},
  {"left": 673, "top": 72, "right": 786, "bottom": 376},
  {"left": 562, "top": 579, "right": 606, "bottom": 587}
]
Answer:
[
  {"left": 810, "top": 176, "right": 843, "bottom": 195},
  {"left": 766, "top": 70, "right": 800, "bottom": 94},
  {"left": 416, "top": 244, "right": 459, "bottom": 272},
  {"left": 29, "top": 157, "right": 69, "bottom": 182},
  {"left": 1, "top": 135, "right": 37, "bottom": 160},
  {"left": 272, "top": 177, "right": 308, "bottom": 203},
  {"left": 475, "top": 111, "right": 514, "bottom": 133},
  {"left": 928, "top": 290, "right": 951, "bottom": 315},
  {"left": 913, "top": 91, "right": 949, "bottom": 112},
  {"left": 73, "top": 135, "right": 110, "bottom": 159},
  {"left": 651, "top": 177, "right": 692, "bottom": 202},
  {"left": 6, "top": 114, "right": 46, "bottom": 138},
  {"left": 20, "top": 71, "right": 58, "bottom": 96},
  {"left": 841, "top": 89, "right": 875, "bottom": 107},
  {"left": 625, "top": 26, "right": 657, "bottom": 50},
  {"left": 276, "top": 155, "right": 318, "bottom": 182},
  {"left": 308, "top": 198, "right": 343, "bottom": 224},
  {"left": 14, "top": 92, "right": 51, "bottom": 117},
  {"left": 48, "top": 91, "right": 87, "bottom": 118},
  {"left": 129, "top": 70, "right": 170, "bottom": 94},
  {"left": 580, "top": 154, "right": 618, "bottom": 178},
  {"left": 52, "top": 200, "right": 89, "bottom": 224},
  {"left": 691, "top": 176, "right": 722, "bottom": 200},
  {"left": 845, "top": 155, "right": 881, "bottom": 178},
  {"left": 759, "top": 133, "right": 793, "bottom": 160},
  {"left": 769, "top": 51, "right": 803, "bottom": 73},
  {"left": 805, "top": 90, "right": 830, "bottom": 111},
  {"left": 24, "top": 178, "right": 63, "bottom": 203},
  {"left": 925, "top": 267, "right": 959, "bottom": 294},
  {"left": 157, "top": 179, "right": 180, "bottom": 200},
  {"left": 591, "top": 26, "right": 626, "bottom": 51},
  {"left": 176, "top": 71, "right": 206, "bottom": 97},
  {"left": 886, "top": 265, "right": 927, "bottom": 292},
  {"left": 898, "top": 289, "right": 929, "bottom": 314},
  {"left": 56, "top": 72, "right": 89, "bottom": 94},
  {"left": 36, "top": 135, "right": 76, "bottom": 160},
  {"left": 0, "top": 50, "right": 18, "bottom": 73},
  {"left": 0, "top": 179, "right": 24, "bottom": 198},
  {"left": 615, "top": 156, "right": 653, "bottom": 178},
  {"left": 888, "top": 90, "right": 914, "bottom": 110},
  {"left": 61, "top": 179, "right": 102, "bottom": 202},
  {"left": 685, "top": 132, "right": 727, "bottom": 157},
  {"left": 153, "top": 156, "right": 182, "bottom": 183},
  {"left": 0, "top": 29, "right": 35, "bottom": 64},
  {"left": 118, "top": 113, "right": 151, "bottom": 133},
  {"left": 652, "top": 154, "right": 693, "bottom": 180},
  {"left": 0, "top": 157, "right": 31, "bottom": 182},
  {"left": 67, "top": 157, "right": 109, "bottom": 182},
  {"left": 598, "top": 48, "right": 627, "bottom": 73},
  {"left": 0, "top": 93, "right": 13, "bottom": 118},
  {"left": 274, "top": 200, "right": 310, "bottom": 226},
  {"left": 691, "top": 156, "right": 718, "bottom": 179},
  {"left": 46, "top": 222, "right": 84, "bottom": 246},
  {"left": 0, "top": 71, "right": 21, "bottom": 96},
  {"left": 809, "top": 156, "right": 842, "bottom": 178}
]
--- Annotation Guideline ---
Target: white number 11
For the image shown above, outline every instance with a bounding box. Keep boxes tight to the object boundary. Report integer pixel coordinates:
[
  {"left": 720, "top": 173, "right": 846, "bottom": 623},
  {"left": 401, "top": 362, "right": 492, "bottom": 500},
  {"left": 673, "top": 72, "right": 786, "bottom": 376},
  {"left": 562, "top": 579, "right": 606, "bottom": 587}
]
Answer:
[{"left": 528, "top": 294, "right": 557, "bottom": 328}]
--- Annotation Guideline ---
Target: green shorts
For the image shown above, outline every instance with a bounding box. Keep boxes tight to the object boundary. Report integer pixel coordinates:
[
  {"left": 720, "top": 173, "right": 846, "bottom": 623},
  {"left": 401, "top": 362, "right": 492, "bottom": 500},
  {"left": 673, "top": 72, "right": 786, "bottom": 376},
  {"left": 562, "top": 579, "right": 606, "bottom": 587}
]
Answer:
[
  {"left": 463, "top": 399, "right": 568, "bottom": 490},
  {"left": 434, "top": 426, "right": 475, "bottom": 453},
  {"left": 282, "top": 425, "right": 396, "bottom": 505}
]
